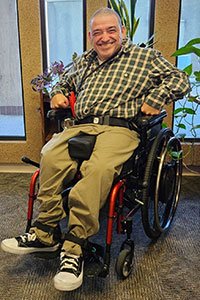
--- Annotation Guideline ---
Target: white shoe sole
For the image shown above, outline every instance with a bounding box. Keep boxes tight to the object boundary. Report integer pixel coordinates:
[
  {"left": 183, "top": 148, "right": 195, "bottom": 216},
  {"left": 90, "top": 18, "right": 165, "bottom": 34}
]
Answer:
[
  {"left": 1, "top": 238, "right": 60, "bottom": 255},
  {"left": 53, "top": 263, "right": 84, "bottom": 291},
  {"left": 54, "top": 277, "right": 83, "bottom": 291}
]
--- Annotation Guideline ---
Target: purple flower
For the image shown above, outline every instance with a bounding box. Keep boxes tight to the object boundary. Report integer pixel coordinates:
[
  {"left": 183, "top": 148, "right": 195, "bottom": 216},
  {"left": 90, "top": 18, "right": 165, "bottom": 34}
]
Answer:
[{"left": 30, "top": 53, "right": 77, "bottom": 96}]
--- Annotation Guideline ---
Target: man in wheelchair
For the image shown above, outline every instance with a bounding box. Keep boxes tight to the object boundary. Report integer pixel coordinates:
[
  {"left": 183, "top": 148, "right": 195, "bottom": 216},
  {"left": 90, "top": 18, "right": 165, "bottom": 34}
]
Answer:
[{"left": 1, "top": 8, "right": 190, "bottom": 292}]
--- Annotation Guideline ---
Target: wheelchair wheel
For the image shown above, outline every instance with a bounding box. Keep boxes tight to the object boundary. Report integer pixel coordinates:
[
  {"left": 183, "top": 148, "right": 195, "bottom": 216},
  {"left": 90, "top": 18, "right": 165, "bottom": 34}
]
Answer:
[
  {"left": 141, "top": 128, "right": 182, "bottom": 239},
  {"left": 115, "top": 248, "right": 134, "bottom": 279}
]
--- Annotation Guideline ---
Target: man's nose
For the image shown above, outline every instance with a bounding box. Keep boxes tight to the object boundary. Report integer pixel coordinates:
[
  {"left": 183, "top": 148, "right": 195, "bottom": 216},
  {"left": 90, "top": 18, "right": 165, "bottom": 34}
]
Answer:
[{"left": 101, "top": 31, "right": 109, "bottom": 42}]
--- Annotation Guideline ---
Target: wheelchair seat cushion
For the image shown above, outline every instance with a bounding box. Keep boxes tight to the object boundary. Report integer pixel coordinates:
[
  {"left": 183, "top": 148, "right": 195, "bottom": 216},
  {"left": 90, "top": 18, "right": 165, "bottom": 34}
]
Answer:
[{"left": 68, "top": 135, "right": 96, "bottom": 160}]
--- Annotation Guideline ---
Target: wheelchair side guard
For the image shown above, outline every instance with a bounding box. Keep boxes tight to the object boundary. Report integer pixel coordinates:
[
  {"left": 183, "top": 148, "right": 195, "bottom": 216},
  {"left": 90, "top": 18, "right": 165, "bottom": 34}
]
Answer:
[{"left": 68, "top": 135, "right": 96, "bottom": 160}]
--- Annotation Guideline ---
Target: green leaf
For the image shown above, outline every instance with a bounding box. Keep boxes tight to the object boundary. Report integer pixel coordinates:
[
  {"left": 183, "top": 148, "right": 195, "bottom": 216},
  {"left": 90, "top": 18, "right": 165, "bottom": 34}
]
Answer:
[
  {"left": 195, "top": 76, "right": 200, "bottom": 82},
  {"left": 188, "top": 96, "right": 198, "bottom": 102},
  {"left": 170, "top": 150, "right": 182, "bottom": 159},
  {"left": 184, "top": 108, "right": 196, "bottom": 114},
  {"left": 171, "top": 45, "right": 200, "bottom": 58},
  {"left": 130, "top": 0, "right": 137, "bottom": 37},
  {"left": 176, "top": 123, "right": 186, "bottom": 129},
  {"left": 108, "top": 0, "right": 121, "bottom": 16},
  {"left": 162, "top": 123, "right": 168, "bottom": 128},
  {"left": 185, "top": 38, "right": 200, "bottom": 47},
  {"left": 174, "top": 107, "right": 185, "bottom": 114},
  {"left": 43, "top": 88, "right": 49, "bottom": 96},
  {"left": 194, "top": 71, "right": 200, "bottom": 82},
  {"left": 121, "top": 0, "right": 130, "bottom": 33},
  {"left": 183, "top": 64, "right": 192, "bottom": 76},
  {"left": 72, "top": 52, "right": 77, "bottom": 61},
  {"left": 194, "top": 71, "right": 200, "bottom": 76},
  {"left": 131, "top": 17, "right": 140, "bottom": 41},
  {"left": 42, "top": 76, "right": 52, "bottom": 82}
]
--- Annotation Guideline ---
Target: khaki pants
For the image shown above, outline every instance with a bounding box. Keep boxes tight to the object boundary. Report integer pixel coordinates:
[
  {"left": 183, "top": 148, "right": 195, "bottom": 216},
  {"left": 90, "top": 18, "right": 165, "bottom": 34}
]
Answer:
[{"left": 33, "top": 124, "right": 139, "bottom": 255}]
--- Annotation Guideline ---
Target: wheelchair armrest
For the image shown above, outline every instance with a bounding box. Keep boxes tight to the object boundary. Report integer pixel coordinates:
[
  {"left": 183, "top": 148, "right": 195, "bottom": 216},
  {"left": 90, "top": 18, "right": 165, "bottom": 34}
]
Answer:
[
  {"left": 134, "top": 110, "right": 167, "bottom": 130},
  {"left": 47, "top": 108, "right": 73, "bottom": 120}
]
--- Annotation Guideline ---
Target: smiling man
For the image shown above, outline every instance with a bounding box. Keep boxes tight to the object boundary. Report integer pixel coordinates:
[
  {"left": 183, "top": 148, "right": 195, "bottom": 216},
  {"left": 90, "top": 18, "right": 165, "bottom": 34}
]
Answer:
[
  {"left": 89, "top": 9, "right": 126, "bottom": 62},
  {"left": 1, "top": 8, "right": 190, "bottom": 292}
]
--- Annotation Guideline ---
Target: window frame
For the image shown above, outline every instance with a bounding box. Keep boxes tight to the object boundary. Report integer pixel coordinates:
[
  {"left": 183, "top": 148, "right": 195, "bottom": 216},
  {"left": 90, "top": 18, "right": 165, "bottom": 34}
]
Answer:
[{"left": 39, "top": 0, "right": 87, "bottom": 72}]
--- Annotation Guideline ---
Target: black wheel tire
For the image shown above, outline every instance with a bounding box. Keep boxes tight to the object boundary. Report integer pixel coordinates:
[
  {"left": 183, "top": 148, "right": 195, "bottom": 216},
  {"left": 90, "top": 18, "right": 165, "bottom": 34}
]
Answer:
[
  {"left": 115, "top": 249, "right": 134, "bottom": 279},
  {"left": 141, "top": 128, "right": 182, "bottom": 239}
]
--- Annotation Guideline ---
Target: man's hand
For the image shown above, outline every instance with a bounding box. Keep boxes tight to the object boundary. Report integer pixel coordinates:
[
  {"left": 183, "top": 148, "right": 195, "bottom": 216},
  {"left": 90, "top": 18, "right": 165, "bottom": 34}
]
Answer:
[
  {"left": 50, "top": 94, "right": 69, "bottom": 109},
  {"left": 141, "top": 102, "right": 161, "bottom": 115}
]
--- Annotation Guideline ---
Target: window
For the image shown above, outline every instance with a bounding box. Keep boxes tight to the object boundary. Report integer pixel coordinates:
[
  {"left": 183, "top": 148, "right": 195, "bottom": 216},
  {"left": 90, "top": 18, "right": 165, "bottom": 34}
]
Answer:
[
  {"left": 0, "top": 0, "right": 25, "bottom": 140},
  {"left": 42, "top": 0, "right": 85, "bottom": 68},
  {"left": 174, "top": 0, "right": 200, "bottom": 139},
  {"left": 123, "top": 0, "right": 152, "bottom": 45}
]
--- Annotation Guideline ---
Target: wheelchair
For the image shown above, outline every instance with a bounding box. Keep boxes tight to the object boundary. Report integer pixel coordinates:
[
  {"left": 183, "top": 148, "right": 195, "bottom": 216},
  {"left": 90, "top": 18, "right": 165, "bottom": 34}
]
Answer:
[{"left": 22, "top": 108, "right": 182, "bottom": 279}]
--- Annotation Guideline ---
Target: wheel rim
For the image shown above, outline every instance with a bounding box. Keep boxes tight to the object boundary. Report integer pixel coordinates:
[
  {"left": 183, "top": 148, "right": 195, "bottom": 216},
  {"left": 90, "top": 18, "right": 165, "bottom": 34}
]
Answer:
[
  {"left": 116, "top": 249, "right": 134, "bottom": 278},
  {"left": 141, "top": 128, "right": 182, "bottom": 239},
  {"left": 154, "top": 136, "right": 182, "bottom": 232},
  {"left": 122, "top": 254, "right": 133, "bottom": 277}
]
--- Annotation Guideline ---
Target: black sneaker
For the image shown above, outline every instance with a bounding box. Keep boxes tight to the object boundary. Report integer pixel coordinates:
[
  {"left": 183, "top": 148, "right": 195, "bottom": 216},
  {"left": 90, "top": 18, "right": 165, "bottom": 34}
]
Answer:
[
  {"left": 1, "top": 232, "right": 60, "bottom": 255},
  {"left": 53, "top": 249, "right": 84, "bottom": 291}
]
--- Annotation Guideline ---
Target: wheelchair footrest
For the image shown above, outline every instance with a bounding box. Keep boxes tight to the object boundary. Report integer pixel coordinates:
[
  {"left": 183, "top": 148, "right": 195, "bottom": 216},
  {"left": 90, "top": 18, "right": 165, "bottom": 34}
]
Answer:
[{"left": 84, "top": 253, "right": 105, "bottom": 278}]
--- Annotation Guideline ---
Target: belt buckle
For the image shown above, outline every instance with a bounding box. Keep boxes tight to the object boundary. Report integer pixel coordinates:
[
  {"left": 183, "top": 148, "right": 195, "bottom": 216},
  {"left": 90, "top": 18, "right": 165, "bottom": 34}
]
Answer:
[{"left": 64, "top": 118, "right": 75, "bottom": 129}]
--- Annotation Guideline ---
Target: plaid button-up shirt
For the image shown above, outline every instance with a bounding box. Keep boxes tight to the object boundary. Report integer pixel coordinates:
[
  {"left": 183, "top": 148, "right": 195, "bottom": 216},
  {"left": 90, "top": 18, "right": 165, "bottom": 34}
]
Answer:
[{"left": 50, "top": 38, "right": 190, "bottom": 120}]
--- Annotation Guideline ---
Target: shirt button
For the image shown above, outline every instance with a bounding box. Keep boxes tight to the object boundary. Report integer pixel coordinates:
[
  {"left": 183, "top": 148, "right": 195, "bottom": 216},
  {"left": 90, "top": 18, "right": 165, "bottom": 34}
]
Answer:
[
  {"left": 83, "top": 108, "right": 89, "bottom": 114},
  {"left": 124, "top": 73, "right": 128, "bottom": 77}
]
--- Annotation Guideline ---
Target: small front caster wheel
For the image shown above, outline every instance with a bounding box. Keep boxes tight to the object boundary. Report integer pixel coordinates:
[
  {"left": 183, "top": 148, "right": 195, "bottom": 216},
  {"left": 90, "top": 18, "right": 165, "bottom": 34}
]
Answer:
[{"left": 115, "top": 249, "right": 134, "bottom": 279}]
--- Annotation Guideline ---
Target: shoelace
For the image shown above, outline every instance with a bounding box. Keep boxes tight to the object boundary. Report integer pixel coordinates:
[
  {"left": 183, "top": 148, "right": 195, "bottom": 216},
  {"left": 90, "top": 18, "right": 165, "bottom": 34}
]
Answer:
[
  {"left": 60, "top": 250, "right": 82, "bottom": 277},
  {"left": 19, "top": 233, "right": 37, "bottom": 243}
]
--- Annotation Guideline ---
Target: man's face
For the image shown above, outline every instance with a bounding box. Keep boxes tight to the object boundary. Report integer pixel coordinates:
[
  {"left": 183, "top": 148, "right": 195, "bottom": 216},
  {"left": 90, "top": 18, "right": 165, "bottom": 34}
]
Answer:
[{"left": 89, "top": 14, "right": 126, "bottom": 62}]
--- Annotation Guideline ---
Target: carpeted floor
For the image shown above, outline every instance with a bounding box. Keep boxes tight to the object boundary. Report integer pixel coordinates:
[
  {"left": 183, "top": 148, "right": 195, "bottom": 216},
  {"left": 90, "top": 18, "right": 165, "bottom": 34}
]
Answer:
[{"left": 0, "top": 173, "right": 199, "bottom": 300}]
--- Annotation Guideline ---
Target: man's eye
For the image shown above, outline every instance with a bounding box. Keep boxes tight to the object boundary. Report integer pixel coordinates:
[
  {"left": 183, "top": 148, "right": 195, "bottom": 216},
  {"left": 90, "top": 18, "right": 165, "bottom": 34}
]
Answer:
[
  {"left": 109, "top": 29, "right": 116, "bottom": 33},
  {"left": 93, "top": 32, "right": 101, "bottom": 36}
]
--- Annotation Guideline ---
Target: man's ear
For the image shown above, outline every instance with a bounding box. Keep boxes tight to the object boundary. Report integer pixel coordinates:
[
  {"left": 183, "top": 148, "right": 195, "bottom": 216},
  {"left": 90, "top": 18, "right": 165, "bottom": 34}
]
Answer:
[
  {"left": 88, "top": 31, "right": 92, "bottom": 43},
  {"left": 121, "top": 25, "right": 126, "bottom": 38}
]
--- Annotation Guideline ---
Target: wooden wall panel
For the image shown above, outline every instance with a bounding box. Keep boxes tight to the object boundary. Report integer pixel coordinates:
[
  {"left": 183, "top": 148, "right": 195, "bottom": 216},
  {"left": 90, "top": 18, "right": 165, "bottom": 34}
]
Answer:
[{"left": 154, "top": 0, "right": 181, "bottom": 128}]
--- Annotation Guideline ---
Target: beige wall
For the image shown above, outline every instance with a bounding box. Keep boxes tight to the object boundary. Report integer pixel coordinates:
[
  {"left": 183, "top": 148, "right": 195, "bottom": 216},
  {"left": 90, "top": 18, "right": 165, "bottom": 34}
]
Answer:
[
  {"left": 154, "top": 0, "right": 181, "bottom": 128},
  {"left": 0, "top": 0, "right": 43, "bottom": 163}
]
